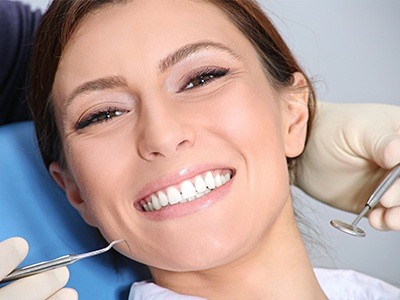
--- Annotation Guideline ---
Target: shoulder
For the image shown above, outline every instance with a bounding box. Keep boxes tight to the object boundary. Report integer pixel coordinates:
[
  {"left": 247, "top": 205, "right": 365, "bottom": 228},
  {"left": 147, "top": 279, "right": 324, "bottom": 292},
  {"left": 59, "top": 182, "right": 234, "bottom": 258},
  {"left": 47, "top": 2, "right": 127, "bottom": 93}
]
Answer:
[
  {"left": 0, "top": 1, "right": 42, "bottom": 29},
  {"left": 0, "top": 1, "right": 42, "bottom": 52},
  {"left": 314, "top": 267, "right": 400, "bottom": 300}
]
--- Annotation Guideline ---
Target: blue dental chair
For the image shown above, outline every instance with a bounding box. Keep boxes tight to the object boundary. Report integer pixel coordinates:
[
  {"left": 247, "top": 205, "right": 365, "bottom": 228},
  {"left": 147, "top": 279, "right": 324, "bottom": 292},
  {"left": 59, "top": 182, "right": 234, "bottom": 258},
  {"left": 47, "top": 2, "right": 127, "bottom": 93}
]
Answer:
[{"left": 0, "top": 121, "right": 150, "bottom": 299}]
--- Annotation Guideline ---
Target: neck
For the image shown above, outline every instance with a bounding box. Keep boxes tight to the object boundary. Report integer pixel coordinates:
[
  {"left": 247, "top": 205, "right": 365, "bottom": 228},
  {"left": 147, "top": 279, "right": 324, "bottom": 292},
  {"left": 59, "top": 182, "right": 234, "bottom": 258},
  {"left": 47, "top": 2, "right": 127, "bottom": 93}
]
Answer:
[{"left": 150, "top": 198, "right": 327, "bottom": 299}]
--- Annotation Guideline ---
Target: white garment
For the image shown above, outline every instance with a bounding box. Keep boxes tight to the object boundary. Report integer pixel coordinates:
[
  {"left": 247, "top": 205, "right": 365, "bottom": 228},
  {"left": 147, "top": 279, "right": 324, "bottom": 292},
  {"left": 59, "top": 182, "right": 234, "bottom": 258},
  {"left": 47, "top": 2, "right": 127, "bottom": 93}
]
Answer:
[
  {"left": 314, "top": 268, "right": 400, "bottom": 300},
  {"left": 129, "top": 268, "right": 400, "bottom": 300}
]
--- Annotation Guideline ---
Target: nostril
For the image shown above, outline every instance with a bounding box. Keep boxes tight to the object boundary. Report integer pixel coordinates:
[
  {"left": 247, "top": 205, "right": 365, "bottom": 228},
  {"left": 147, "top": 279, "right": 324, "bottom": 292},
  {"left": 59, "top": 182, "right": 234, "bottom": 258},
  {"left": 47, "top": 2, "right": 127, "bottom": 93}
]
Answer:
[
  {"left": 176, "top": 139, "right": 191, "bottom": 151},
  {"left": 149, "top": 151, "right": 163, "bottom": 158},
  {"left": 138, "top": 124, "right": 195, "bottom": 160}
]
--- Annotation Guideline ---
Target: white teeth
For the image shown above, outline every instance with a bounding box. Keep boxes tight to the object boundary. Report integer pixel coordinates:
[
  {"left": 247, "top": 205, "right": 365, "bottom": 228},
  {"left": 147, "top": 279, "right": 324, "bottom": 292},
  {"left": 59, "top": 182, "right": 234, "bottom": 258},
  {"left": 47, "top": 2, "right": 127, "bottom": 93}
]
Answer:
[
  {"left": 142, "top": 170, "right": 233, "bottom": 211},
  {"left": 197, "top": 191, "right": 207, "bottom": 197},
  {"left": 204, "top": 171, "right": 216, "bottom": 189},
  {"left": 215, "top": 174, "right": 222, "bottom": 187},
  {"left": 167, "top": 186, "right": 182, "bottom": 205},
  {"left": 157, "top": 191, "right": 169, "bottom": 207},
  {"left": 221, "top": 173, "right": 230, "bottom": 184},
  {"left": 151, "top": 194, "right": 162, "bottom": 210},
  {"left": 221, "top": 174, "right": 227, "bottom": 184},
  {"left": 194, "top": 176, "right": 207, "bottom": 193},
  {"left": 187, "top": 196, "right": 197, "bottom": 201},
  {"left": 181, "top": 180, "right": 197, "bottom": 200}
]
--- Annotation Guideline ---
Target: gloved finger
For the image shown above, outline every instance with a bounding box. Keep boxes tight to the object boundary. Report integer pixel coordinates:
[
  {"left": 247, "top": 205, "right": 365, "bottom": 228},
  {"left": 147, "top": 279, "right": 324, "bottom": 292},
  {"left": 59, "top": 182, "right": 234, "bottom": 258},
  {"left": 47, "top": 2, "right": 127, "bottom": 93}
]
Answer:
[
  {"left": 379, "top": 177, "right": 400, "bottom": 208},
  {"left": 0, "top": 267, "right": 70, "bottom": 300},
  {"left": 47, "top": 288, "right": 78, "bottom": 300},
  {"left": 368, "top": 207, "right": 391, "bottom": 231},
  {"left": 380, "top": 134, "right": 400, "bottom": 169},
  {"left": 0, "top": 237, "right": 28, "bottom": 279},
  {"left": 385, "top": 206, "right": 400, "bottom": 230},
  {"left": 369, "top": 206, "right": 400, "bottom": 231}
]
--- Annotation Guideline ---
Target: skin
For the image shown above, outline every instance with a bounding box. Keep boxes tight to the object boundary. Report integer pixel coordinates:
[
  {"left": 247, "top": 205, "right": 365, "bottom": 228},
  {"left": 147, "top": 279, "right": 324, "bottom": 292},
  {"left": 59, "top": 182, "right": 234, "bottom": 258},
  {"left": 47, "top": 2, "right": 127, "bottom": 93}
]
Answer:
[{"left": 50, "top": 0, "right": 326, "bottom": 298}]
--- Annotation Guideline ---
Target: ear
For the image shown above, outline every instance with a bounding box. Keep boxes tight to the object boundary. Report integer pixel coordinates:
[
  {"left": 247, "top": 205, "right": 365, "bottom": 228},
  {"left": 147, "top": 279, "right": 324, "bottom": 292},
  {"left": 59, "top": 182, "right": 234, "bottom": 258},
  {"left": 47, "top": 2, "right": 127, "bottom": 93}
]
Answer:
[
  {"left": 283, "top": 72, "right": 310, "bottom": 158},
  {"left": 49, "top": 162, "right": 97, "bottom": 227}
]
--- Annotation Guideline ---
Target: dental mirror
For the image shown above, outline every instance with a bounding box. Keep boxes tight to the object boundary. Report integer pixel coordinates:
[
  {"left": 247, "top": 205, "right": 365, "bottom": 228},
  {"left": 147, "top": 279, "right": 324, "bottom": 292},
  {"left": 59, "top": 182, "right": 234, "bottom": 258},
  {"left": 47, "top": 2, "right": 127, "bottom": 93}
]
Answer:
[{"left": 330, "top": 163, "right": 400, "bottom": 237}]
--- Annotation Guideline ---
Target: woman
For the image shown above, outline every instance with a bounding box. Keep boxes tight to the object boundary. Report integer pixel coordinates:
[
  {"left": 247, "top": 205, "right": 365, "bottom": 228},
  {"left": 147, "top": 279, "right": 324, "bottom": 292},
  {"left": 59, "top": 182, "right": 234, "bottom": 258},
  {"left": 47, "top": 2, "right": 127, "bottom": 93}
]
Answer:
[
  {"left": 3, "top": 0, "right": 400, "bottom": 298},
  {"left": 0, "top": 1, "right": 399, "bottom": 223}
]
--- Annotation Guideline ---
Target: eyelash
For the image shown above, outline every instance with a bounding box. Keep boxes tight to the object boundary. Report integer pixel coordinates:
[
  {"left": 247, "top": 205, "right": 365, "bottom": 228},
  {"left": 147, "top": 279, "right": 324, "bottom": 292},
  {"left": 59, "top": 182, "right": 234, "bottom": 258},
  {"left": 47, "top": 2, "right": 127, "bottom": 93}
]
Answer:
[
  {"left": 180, "top": 67, "right": 230, "bottom": 92},
  {"left": 76, "top": 107, "right": 127, "bottom": 130}
]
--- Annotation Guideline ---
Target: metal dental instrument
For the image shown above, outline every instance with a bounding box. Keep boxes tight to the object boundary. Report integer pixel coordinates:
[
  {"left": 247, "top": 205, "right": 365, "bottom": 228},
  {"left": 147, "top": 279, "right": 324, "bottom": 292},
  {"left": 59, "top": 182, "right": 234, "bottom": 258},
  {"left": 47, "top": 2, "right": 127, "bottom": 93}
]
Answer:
[
  {"left": 1, "top": 239, "right": 124, "bottom": 283},
  {"left": 331, "top": 163, "right": 400, "bottom": 237}
]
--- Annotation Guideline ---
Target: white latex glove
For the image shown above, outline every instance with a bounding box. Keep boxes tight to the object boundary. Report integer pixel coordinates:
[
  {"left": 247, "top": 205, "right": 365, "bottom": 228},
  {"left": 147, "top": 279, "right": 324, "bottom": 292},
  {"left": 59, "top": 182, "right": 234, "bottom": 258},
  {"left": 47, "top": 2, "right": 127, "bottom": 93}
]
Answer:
[
  {"left": 0, "top": 237, "right": 77, "bottom": 300},
  {"left": 297, "top": 102, "right": 400, "bottom": 231}
]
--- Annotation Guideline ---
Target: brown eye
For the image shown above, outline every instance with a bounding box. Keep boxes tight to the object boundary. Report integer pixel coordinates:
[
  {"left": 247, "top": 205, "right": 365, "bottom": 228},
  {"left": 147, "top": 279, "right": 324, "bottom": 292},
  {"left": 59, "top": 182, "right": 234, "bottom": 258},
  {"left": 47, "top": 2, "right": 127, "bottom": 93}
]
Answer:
[
  {"left": 76, "top": 108, "right": 126, "bottom": 130},
  {"left": 182, "top": 67, "right": 229, "bottom": 91}
]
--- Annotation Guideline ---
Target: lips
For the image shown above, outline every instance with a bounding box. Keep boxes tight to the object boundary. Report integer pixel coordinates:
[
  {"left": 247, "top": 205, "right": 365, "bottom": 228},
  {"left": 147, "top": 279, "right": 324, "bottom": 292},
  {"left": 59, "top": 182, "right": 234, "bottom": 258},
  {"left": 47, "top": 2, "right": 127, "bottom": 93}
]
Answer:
[{"left": 138, "top": 169, "right": 234, "bottom": 212}]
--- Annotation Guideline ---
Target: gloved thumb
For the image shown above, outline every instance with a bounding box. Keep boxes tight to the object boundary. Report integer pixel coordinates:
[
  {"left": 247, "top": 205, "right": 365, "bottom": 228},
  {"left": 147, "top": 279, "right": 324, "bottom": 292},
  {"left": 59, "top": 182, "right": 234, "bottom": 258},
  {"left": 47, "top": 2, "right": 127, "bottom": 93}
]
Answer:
[
  {"left": 364, "top": 132, "right": 400, "bottom": 169},
  {"left": 0, "top": 237, "right": 28, "bottom": 280}
]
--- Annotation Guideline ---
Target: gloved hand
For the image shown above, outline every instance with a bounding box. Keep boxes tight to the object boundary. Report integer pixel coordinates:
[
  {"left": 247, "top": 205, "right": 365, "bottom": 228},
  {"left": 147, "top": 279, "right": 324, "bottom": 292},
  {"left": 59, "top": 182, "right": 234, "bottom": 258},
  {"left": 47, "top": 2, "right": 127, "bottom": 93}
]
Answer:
[
  {"left": 296, "top": 102, "right": 400, "bottom": 231},
  {"left": 0, "top": 237, "right": 77, "bottom": 300}
]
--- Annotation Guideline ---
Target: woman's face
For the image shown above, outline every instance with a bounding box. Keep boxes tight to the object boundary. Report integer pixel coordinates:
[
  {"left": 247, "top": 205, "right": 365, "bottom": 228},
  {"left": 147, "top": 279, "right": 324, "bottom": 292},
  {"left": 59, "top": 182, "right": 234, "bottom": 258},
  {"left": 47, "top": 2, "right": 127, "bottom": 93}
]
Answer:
[{"left": 52, "top": 0, "right": 306, "bottom": 271}]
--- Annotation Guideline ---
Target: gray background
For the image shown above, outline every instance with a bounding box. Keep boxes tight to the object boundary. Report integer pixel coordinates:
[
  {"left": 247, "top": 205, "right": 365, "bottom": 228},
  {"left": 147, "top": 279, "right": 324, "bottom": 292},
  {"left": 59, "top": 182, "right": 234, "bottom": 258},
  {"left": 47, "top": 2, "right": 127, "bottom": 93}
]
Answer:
[{"left": 17, "top": 0, "right": 400, "bottom": 287}]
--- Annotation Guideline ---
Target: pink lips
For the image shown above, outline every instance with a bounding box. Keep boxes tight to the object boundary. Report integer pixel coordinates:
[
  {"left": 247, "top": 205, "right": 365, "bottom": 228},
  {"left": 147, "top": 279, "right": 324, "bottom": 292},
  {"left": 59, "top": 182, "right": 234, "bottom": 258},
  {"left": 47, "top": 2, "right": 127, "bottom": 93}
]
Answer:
[{"left": 134, "top": 164, "right": 235, "bottom": 221}]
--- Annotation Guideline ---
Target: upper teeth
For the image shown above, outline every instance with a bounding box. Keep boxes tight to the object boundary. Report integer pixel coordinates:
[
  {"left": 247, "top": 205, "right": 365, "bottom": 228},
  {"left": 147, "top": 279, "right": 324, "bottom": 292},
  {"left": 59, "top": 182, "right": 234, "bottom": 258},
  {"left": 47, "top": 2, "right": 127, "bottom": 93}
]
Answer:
[{"left": 141, "top": 171, "right": 232, "bottom": 212}]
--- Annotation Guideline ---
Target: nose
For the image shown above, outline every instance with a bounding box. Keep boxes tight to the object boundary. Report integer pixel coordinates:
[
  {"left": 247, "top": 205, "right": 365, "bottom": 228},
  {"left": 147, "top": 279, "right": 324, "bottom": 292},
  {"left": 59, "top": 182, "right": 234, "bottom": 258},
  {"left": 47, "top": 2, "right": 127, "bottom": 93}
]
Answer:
[{"left": 137, "top": 99, "right": 195, "bottom": 161}]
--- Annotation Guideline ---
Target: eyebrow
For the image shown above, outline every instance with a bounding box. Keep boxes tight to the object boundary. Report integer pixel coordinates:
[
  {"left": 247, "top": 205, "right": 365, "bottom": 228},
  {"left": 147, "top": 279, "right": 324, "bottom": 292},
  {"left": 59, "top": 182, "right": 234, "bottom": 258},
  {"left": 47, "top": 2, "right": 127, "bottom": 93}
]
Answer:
[
  {"left": 158, "top": 41, "right": 242, "bottom": 72},
  {"left": 64, "top": 75, "right": 128, "bottom": 110}
]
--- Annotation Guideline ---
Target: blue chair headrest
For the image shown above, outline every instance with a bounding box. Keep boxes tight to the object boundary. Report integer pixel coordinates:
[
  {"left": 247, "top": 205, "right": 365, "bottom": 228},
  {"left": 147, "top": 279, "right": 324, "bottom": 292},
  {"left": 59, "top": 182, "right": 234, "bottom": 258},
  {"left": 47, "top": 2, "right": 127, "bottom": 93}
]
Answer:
[{"left": 0, "top": 121, "right": 150, "bottom": 299}]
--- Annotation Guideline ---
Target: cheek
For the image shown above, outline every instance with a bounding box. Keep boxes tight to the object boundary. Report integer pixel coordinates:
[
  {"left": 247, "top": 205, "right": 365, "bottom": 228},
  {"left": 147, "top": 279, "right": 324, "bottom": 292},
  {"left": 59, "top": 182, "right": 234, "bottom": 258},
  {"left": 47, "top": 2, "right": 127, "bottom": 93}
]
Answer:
[
  {"left": 188, "top": 83, "right": 290, "bottom": 249},
  {"left": 217, "top": 83, "right": 290, "bottom": 216},
  {"left": 63, "top": 136, "right": 150, "bottom": 258},
  {"left": 206, "top": 81, "right": 286, "bottom": 165},
  {"left": 63, "top": 129, "right": 137, "bottom": 213}
]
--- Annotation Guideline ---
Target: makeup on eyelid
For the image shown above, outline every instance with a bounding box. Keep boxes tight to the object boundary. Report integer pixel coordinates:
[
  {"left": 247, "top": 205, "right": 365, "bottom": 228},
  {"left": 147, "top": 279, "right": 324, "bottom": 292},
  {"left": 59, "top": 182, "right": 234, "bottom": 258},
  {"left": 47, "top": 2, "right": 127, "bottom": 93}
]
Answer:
[
  {"left": 73, "top": 99, "right": 134, "bottom": 131},
  {"left": 76, "top": 107, "right": 127, "bottom": 129},
  {"left": 63, "top": 90, "right": 135, "bottom": 129},
  {"left": 70, "top": 66, "right": 231, "bottom": 130},
  {"left": 179, "top": 66, "right": 230, "bottom": 92},
  {"left": 164, "top": 48, "right": 240, "bottom": 92}
]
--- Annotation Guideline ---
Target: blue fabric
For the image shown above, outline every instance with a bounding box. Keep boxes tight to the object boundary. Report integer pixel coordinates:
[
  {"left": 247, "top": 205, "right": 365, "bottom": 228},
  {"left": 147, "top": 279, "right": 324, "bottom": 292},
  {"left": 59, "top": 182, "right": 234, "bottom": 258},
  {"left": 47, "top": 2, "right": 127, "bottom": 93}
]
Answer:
[{"left": 0, "top": 121, "right": 150, "bottom": 299}]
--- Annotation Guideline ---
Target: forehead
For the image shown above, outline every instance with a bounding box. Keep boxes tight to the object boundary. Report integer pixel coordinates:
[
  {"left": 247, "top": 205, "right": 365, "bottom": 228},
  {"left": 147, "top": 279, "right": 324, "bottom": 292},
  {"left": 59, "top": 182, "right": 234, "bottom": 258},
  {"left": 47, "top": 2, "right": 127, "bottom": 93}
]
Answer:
[
  {"left": 61, "top": 0, "right": 245, "bottom": 60},
  {"left": 54, "top": 0, "right": 258, "bottom": 100}
]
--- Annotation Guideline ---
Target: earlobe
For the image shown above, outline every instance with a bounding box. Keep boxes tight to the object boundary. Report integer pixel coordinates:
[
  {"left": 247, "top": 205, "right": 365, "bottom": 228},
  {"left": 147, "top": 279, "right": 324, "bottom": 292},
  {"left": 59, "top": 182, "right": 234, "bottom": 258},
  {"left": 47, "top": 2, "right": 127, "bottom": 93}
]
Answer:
[
  {"left": 284, "top": 72, "right": 310, "bottom": 158},
  {"left": 49, "top": 162, "right": 97, "bottom": 227}
]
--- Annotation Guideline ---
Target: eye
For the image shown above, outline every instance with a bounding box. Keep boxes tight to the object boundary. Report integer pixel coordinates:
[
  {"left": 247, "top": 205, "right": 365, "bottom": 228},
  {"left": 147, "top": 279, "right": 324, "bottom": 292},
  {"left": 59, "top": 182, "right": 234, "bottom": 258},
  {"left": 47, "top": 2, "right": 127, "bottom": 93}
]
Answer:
[
  {"left": 180, "top": 67, "right": 230, "bottom": 92},
  {"left": 76, "top": 107, "right": 128, "bottom": 130}
]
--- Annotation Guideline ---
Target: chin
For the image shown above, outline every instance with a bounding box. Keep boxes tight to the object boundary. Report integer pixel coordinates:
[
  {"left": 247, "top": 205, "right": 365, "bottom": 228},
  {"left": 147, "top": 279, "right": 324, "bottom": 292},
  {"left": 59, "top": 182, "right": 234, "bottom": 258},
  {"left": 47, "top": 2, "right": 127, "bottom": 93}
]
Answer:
[{"left": 146, "top": 231, "right": 253, "bottom": 272}]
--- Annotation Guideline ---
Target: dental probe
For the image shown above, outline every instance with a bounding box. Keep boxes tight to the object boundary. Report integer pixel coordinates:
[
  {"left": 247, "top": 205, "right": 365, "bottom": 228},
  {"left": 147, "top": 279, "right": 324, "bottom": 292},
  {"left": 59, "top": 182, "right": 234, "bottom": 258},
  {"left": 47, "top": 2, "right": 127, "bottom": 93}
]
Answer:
[
  {"left": 331, "top": 163, "right": 400, "bottom": 237},
  {"left": 1, "top": 239, "right": 124, "bottom": 283}
]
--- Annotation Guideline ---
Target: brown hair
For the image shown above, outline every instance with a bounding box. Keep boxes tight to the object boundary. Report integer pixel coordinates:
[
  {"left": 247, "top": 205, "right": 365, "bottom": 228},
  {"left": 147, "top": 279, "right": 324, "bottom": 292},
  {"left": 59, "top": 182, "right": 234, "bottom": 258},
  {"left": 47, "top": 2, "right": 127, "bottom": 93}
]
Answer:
[{"left": 29, "top": 0, "right": 315, "bottom": 182}]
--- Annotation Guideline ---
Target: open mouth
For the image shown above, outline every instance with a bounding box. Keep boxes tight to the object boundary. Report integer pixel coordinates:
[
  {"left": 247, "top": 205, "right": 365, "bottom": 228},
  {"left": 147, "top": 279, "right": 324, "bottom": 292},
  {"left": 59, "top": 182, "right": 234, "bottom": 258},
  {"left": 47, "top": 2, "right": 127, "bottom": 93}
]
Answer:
[{"left": 138, "top": 169, "right": 234, "bottom": 212}]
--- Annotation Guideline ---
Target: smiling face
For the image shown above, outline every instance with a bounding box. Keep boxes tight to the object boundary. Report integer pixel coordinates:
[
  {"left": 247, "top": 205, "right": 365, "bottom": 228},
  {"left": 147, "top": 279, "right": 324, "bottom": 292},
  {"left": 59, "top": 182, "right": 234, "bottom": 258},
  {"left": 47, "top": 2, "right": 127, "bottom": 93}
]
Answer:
[{"left": 50, "top": 0, "right": 309, "bottom": 272}]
